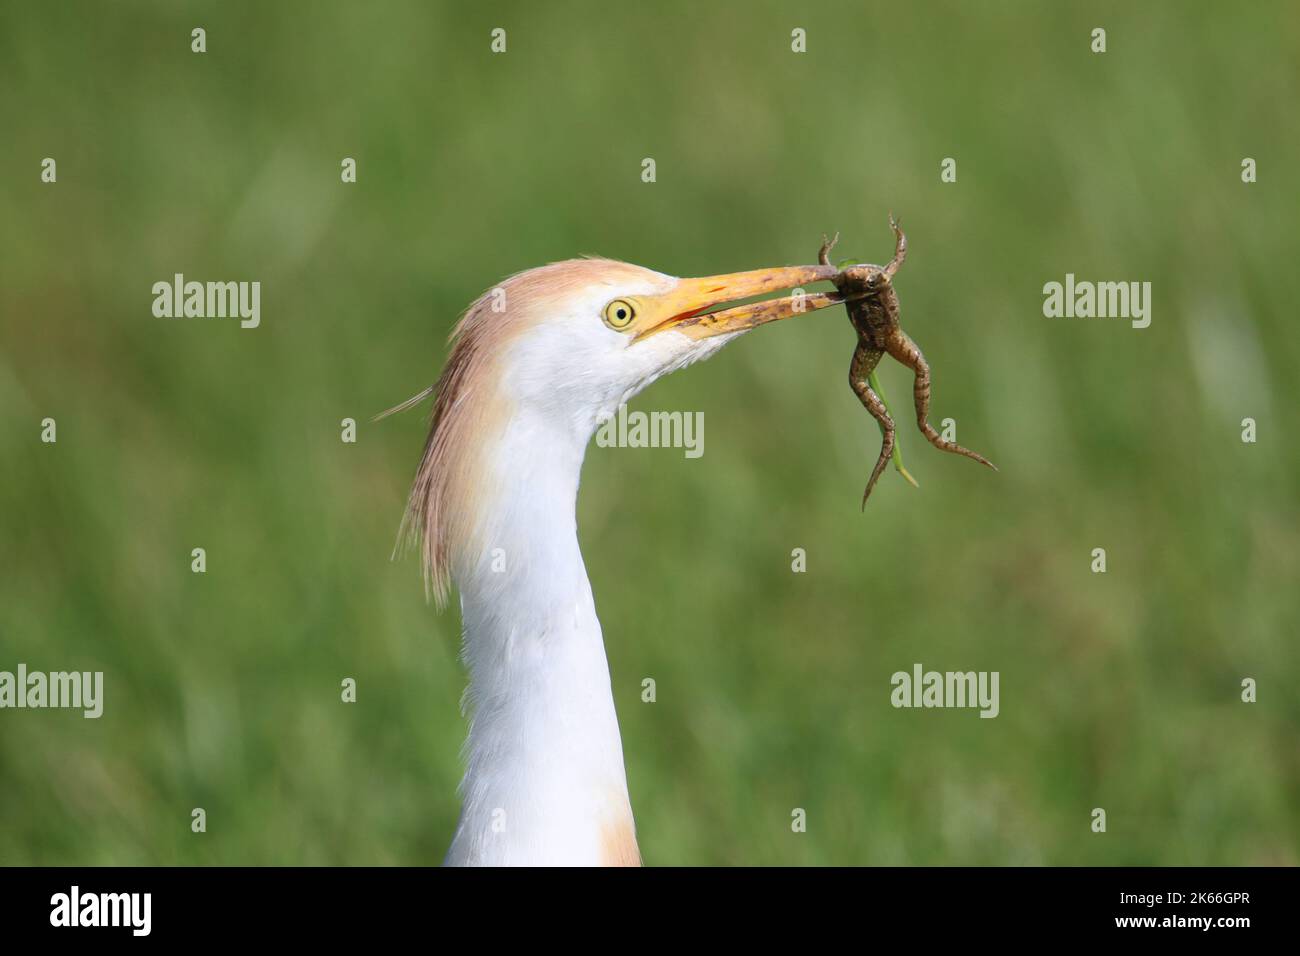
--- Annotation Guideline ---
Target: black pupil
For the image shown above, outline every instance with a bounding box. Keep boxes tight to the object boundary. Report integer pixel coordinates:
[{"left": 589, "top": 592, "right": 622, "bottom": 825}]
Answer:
[{"left": 617, "top": 308, "right": 627, "bottom": 319}]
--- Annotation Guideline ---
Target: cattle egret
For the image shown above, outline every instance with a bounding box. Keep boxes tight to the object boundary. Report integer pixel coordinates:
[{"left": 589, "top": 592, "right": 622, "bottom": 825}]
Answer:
[{"left": 390, "top": 256, "right": 858, "bottom": 866}]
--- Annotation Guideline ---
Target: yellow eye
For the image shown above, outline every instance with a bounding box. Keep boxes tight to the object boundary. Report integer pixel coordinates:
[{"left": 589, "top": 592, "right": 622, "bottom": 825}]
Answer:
[{"left": 603, "top": 298, "right": 636, "bottom": 330}]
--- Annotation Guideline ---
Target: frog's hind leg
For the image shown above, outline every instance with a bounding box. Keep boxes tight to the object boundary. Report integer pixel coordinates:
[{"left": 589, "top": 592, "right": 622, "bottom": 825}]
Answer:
[
  {"left": 884, "top": 213, "right": 907, "bottom": 279},
  {"left": 883, "top": 329, "right": 997, "bottom": 471},
  {"left": 850, "top": 347, "right": 894, "bottom": 508}
]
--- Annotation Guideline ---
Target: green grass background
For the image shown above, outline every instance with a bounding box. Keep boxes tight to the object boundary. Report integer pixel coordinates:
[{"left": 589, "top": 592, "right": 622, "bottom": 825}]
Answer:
[{"left": 1, "top": 1, "right": 1297, "bottom": 865}]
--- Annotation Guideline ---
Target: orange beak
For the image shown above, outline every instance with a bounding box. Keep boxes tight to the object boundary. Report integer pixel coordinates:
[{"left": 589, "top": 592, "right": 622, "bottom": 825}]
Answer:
[{"left": 629, "top": 264, "right": 855, "bottom": 342}]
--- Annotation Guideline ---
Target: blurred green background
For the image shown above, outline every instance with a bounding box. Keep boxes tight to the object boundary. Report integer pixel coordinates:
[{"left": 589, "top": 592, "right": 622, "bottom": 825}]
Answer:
[{"left": 1, "top": 1, "right": 1297, "bottom": 865}]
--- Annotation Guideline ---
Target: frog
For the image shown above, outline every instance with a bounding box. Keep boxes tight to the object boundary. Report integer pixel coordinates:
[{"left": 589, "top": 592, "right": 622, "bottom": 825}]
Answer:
[{"left": 820, "top": 214, "right": 997, "bottom": 508}]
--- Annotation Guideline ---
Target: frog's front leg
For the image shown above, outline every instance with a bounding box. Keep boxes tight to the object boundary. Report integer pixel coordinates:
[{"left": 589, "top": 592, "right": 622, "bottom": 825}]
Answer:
[
  {"left": 882, "top": 328, "right": 997, "bottom": 471},
  {"left": 818, "top": 232, "right": 840, "bottom": 268},
  {"left": 884, "top": 213, "right": 907, "bottom": 279},
  {"left": 849, "top": 345, "right": 894, "bottom": 508}
]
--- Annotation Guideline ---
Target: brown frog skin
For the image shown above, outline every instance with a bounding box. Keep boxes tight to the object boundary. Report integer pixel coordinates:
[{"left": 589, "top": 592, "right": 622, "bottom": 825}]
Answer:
[{"left": 821, "top": 215, "right": 996, "bottom": 508}]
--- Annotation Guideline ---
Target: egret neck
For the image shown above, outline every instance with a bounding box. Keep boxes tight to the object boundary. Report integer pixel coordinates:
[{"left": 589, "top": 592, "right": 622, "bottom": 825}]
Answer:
[{"left": 445, "top": 401, "right": 638, "bottom": 866}]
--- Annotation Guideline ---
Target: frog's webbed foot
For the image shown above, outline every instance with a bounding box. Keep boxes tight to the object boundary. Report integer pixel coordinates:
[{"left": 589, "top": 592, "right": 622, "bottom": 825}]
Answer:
[
  {"left": 883, "top": 329, "right": 997, "bottom": 472},
  {"left": 850, "top": 348, "right": 893, "bottom": 508},
  {"left": 818, "top": 232, "right": 840, "bottom": 268}
]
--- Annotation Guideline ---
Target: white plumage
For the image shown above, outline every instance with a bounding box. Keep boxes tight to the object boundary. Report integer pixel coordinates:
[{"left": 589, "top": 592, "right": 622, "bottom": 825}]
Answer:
[{"left": 393, "top": 256, "right": 848, "bottom": 865}]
